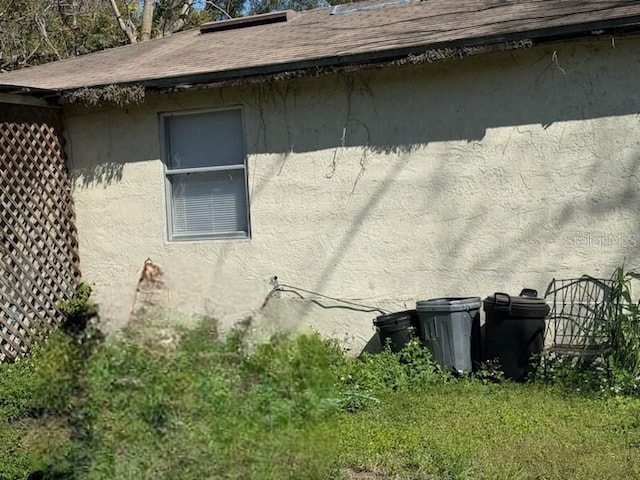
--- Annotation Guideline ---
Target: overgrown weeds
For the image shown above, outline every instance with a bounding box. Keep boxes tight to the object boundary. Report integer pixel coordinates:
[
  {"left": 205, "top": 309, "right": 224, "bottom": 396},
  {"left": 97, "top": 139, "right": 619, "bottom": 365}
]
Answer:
[
  {"left": 3, "top": 266, "right": 640, "bottom": 478},
  {"left": 332, "top": 338, "right": 449, "bottom": 411},
  {"left": 609, "top": 266, "right": 640, "bottom": 383},
  {"left": 3, "top": 324, "right": 640, "bottom": 479},
  {"left": 1, "top": 316, "right": 352, "bottom": 479},
  {"left": 538, "top": 265, "right": 640, "bottom": 395}
]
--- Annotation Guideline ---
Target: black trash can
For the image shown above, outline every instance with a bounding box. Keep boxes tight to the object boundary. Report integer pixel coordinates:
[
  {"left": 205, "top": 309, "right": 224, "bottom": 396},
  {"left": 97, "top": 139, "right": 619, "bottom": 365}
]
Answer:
[
  {"left": 483, "top": 289, "right": 549, "bottom": 381},
  {"left": 373, "top": 310, "right": 418, "bottom": 353}
]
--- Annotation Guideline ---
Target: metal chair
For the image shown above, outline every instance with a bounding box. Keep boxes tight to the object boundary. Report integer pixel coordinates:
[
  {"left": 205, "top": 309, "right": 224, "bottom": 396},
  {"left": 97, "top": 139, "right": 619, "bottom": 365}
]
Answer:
[{"left": 543, "top": 275, "right": 614, "bottom": 361}]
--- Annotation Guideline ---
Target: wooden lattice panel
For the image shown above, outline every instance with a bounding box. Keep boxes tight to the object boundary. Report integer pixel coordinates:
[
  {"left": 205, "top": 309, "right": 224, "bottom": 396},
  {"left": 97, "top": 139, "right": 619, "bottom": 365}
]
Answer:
[{"left": 0, "top": 104, "right": 80, "bottom": 362}]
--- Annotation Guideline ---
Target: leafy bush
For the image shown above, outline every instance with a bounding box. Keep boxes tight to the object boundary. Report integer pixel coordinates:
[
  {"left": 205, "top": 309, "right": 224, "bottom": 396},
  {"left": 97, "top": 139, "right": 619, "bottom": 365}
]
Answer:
[
  {"left": 538, "top": 353, "right": 611, "bottom": 394},
  {"left": 332, "top": 338, "right": 448, "bottom": 411},
  {"left": 0, "top": 332, "right": 84, "bottom": 420},
  {"left": 57, "top": 282, "right": 100, "bottom": 338},
  {"left": 49, "top": 326, "right": 343, "bottom": 478},
  {"left": 0, "top": 331, "right": 87, "bottom": 479}
]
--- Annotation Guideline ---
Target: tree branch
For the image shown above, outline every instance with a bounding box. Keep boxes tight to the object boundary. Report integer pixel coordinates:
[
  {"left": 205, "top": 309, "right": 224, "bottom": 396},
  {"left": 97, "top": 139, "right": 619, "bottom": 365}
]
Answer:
[
  {"left": 108, "top": 0, "right": 138, "bottom": 43},
  {"left": 35, "top": 14, "right": 62, "bottom": 60},
  {"left": 163, "top": 0, "right": 197, "bottom": 35},
  {"left": 206, "top": 0, "right": 232, "bottom": 20}
]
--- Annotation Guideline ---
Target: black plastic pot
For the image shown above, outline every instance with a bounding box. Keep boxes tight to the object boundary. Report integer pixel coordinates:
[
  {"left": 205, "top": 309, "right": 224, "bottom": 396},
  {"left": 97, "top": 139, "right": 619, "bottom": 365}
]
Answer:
[{"left": 373, "top": 310, "right": 418, "bottom": 353}]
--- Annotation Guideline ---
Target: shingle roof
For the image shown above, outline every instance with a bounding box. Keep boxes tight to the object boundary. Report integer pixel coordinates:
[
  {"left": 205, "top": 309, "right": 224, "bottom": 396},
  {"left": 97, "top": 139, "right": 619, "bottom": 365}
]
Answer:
[{"left": 1, "top": 0, "right": 640, "bottom": 92}]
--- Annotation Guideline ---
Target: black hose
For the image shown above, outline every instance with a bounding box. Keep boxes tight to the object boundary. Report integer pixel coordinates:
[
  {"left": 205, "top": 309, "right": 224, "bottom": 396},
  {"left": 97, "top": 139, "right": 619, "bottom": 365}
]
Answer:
[{"left": 260, "top": 283, "right": 390, "bottom": 315}]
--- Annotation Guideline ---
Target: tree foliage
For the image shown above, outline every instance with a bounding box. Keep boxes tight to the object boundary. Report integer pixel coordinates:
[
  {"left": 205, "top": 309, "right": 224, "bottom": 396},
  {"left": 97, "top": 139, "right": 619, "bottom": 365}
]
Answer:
[
  {"left": 0, "top": 0, "right": 124, "bottom": 71},
  {"left": 108, "top": 0, "right": 213, "bottom": 43},
  {"left": 247, "top": 0, "right": 328, "bottom": 15}
]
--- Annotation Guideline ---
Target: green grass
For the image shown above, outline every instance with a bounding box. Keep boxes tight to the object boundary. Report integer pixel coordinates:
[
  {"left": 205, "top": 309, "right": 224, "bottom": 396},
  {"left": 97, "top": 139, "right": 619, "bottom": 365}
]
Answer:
[
  {"left": 1, "top": 322, "right": 640, "bottom": 479},
  {"left": 75, "top": 326, "right": 340, "bottom": 479},
  {"left": 336, "top": 382, "right": 640, "bottom": 479}
]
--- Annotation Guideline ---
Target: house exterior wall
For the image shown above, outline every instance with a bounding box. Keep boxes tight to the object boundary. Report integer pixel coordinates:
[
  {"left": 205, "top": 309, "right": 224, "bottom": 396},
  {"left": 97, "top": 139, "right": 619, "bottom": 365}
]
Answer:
[{"left": 64, "top": 37, "right": 640, "bottom": 351}]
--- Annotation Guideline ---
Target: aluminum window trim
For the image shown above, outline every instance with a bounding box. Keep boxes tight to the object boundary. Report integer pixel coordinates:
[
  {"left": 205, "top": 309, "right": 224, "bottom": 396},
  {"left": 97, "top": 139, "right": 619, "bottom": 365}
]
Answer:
[
  {"left": 165, "top": 164, "right": 245, "bottom": 176},
  {"left": 159, "top": 105, "right": 251, "bottom": 243}
]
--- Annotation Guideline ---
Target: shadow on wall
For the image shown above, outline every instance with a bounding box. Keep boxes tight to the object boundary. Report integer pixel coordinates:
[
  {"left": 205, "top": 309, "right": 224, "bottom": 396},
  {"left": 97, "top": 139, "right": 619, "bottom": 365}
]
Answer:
[
  {"left": 68, "top": 38, "right": 640, "bottom": 322},
  {"left": 467, "top": 153, "right": 640, "bottom": 285},
  {"left": 64, "top": 108, "right": 145, "bottom": 187},
  {"left": 72, "top": 161, "right": 124, "bottom": 187},
  {"left": 71, "top": 39, "right": 640, "bottom": 178},
  {"left": 242, "top": 41, "right": 640, "bottom": 155},
  {"left": 286, "top": 41, "right": 640, "bottom": 310}
]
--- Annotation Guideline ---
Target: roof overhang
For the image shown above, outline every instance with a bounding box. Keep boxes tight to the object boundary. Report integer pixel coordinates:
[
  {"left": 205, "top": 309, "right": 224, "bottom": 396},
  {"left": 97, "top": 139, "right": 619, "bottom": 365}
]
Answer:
[
  {"left": 2, "top": 5, "right": 640, "bottom": 100},
  {"left": 0, "top": 83, "right": 60, "bottom": 107},
  {"left": 0, "top": 92, "right": 59, "bottom": 108},
  {"left": 63, "top": 13, "right": 640, "bottom": 93}
]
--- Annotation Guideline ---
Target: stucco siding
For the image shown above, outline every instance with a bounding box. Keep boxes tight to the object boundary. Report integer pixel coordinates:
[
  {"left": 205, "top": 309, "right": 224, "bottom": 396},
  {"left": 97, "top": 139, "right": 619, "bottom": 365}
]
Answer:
[{"left": 65, "top": 38, "right": 640, "bottom": 350}]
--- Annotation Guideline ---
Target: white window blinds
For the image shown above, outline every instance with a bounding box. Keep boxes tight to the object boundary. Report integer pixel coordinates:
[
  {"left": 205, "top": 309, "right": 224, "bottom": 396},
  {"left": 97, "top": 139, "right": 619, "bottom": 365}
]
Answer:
[
  {"left": 170, "top": 171, "right": 248, "bottom": 237},
  {"left": 163, "top": 108, "right": 249, "bottom": 240}
]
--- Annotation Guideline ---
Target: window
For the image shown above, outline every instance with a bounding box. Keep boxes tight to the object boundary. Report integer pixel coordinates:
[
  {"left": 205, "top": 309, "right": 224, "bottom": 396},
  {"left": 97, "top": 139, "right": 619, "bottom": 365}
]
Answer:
[{"left": 162, "top": 108, "right": 250, "bottom": 241}]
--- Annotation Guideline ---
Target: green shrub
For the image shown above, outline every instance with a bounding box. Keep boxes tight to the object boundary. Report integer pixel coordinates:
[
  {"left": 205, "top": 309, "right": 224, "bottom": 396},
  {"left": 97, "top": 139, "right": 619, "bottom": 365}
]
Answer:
[
  {"left": 0, "top": 332, "right": 85, "bottom": 420},
  {"left": 470, "top": 359, "right": 505, "bottom": 384},
  {"left": 0, "top": 420, "right": 32, "bottom": 480},
  {"left": 0, "top": 331, "right": 89, "bottom": 479},
  {"left": 53, "top": 328, "right": 343, "bottom": 478},
  {"left": 332, "top": 338, "right": 448, "bottom": 411},
  {"left": 57, "top": 282, "right": 100, "bottom": 338},
  {"left": 538, "top": 353, "right": 611, "bottom": 394}
]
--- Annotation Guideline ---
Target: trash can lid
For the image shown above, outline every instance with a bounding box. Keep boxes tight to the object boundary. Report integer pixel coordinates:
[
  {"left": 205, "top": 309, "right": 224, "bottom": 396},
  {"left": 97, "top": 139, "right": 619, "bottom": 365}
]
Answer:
[
  {"left": 373, "top": 310, "right": 416, "bottom": 327},
  {"left": 483, "top": 291, "right": 550, "bottom": 318},
  {"left": 416, "top": 297, "right": 482, "bottom": 313}
]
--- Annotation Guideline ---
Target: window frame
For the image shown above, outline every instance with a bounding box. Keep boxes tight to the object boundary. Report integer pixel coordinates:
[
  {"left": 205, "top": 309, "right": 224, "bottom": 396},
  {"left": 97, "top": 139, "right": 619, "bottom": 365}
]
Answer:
[{"left": 159, "top": 106, "right": 251, "bottom": 243}]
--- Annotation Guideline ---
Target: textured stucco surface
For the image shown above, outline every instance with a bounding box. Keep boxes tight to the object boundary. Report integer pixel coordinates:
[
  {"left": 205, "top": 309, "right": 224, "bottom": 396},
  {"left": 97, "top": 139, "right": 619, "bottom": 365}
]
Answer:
[{"left": 65, "top": 38, "right": 640, "bottom": 351}]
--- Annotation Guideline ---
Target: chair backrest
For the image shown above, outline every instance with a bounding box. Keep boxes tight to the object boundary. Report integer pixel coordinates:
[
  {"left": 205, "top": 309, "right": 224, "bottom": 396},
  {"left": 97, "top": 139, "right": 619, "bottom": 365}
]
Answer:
[{"left": 543, "top": 275, "right": 615, "bottom": 349}]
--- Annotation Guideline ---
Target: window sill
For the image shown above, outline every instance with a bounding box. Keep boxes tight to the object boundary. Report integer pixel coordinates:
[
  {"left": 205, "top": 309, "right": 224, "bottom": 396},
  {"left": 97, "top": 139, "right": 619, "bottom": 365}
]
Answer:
[{"left": 167, "top": 232, "right": 251, "bottom": 244}]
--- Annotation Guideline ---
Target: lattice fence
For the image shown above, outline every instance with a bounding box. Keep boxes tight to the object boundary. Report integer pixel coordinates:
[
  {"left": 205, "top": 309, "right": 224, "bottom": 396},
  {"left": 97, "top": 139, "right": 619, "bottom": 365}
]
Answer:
[{"left": 0, "top": 103, "right": 80, "bottom": 362}]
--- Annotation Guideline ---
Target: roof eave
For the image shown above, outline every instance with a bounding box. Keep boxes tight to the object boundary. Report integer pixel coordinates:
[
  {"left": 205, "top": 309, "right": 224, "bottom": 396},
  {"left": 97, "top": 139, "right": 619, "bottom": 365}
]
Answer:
[
  {"left": 0, "top": 84, "right": 60, "bottom": 107},
  {"left": 109, "top": 16, "right": 640, "bottom": 92},
  {"left": 10, "top": 12, "right": 640, "bottom": 96},
  {"left": 75, "top": 14, "right": 640, "bottom": 93}
]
